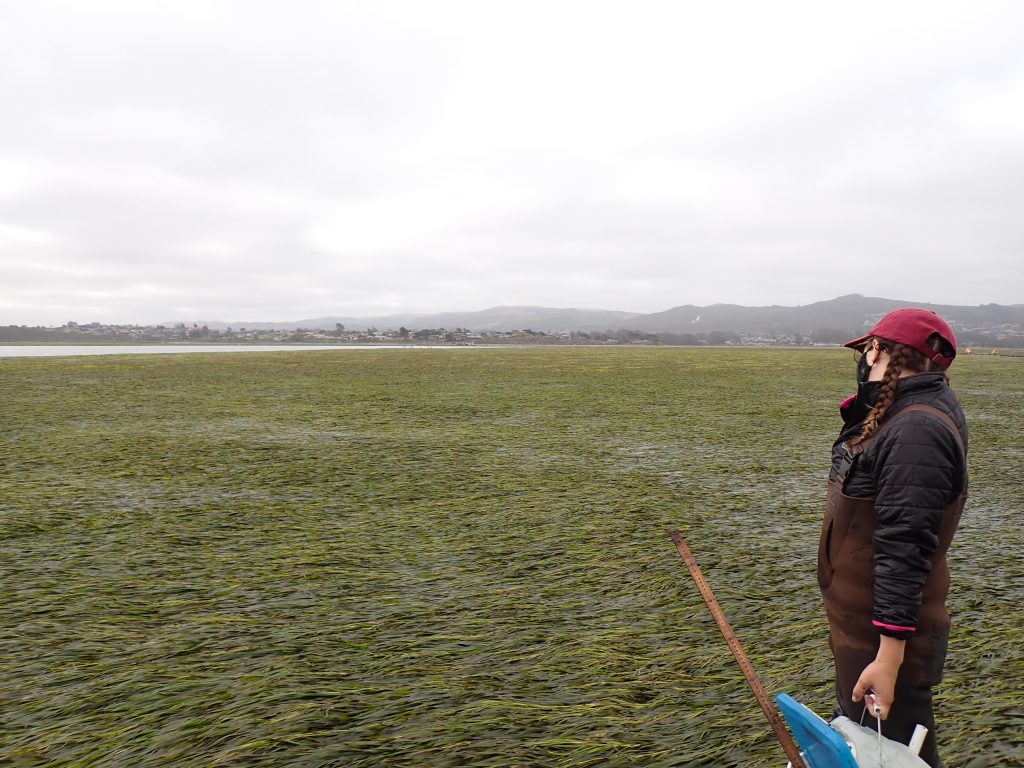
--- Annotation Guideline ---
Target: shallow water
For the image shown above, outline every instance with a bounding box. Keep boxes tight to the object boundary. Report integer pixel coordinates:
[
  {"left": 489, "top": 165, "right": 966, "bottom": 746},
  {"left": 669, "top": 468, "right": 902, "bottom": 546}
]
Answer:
[{"left": 0, "top": 344, "right": 466, "bottom": 357}]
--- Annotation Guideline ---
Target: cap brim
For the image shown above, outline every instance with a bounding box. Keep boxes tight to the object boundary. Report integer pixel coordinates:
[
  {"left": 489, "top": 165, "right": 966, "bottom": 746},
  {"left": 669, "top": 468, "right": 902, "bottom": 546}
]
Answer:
[{"left": 843, "top": 332, "right": 871, "bottom": 350}]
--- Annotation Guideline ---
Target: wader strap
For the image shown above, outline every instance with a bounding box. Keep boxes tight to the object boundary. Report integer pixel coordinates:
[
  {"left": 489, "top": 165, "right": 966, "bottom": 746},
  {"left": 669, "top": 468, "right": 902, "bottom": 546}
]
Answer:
[
  {"left": 895, "top": 403, "right": 966, "bottom": 455},
  {"left": 832, "top": 403, "right": 965, "bottom": 485}
]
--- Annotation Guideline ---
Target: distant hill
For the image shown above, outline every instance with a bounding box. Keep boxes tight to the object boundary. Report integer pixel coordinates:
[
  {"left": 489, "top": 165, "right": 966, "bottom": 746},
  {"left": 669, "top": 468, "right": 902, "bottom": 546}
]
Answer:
[
  {"left": 188, "top": 306, "right": 640, "bottom": 332},
  {"left": 623, "top": 295, "right": 924, "bottom": 333},
  {"left": 173, "top": 295, "right": 1024, "bottom": 338}
]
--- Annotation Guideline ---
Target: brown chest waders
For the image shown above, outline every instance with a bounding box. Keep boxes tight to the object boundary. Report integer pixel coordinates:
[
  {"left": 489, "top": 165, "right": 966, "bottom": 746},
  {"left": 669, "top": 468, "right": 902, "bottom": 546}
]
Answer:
[{"left": 818, "top": 404, "right": 966, "bottom": 768}]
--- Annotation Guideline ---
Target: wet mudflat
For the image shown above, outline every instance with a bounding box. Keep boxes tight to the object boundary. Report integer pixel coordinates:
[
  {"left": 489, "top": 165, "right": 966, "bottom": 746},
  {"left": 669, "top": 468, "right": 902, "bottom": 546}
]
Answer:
[{"left": 1, "top": 348, "right": 1020, "bottom": 767}]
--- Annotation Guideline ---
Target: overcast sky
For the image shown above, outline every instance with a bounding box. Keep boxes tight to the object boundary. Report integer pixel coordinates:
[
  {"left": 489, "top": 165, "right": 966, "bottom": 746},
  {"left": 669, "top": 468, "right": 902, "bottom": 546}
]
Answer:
[{"left": 2, "top": 1, "right": 1023, "bottom": 324}]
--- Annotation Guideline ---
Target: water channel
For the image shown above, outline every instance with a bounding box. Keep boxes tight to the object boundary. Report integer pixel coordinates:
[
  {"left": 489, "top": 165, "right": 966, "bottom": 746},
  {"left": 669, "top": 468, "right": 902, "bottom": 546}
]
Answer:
[{"left": 0, "top": 344, "right": 468, "bottom": 358}]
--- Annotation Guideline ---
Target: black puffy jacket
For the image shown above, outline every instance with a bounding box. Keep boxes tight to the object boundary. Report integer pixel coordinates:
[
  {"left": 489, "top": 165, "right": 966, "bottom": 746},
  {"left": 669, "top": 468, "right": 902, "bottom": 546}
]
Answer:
[{"left": 831, "top": 373, "right": 968, "bottom": 637}]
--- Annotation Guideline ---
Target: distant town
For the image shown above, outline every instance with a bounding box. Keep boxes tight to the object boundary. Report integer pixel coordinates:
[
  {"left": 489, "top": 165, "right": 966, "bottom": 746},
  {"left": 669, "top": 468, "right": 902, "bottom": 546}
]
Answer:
[
  {"left": 2, "top": 319, "right": 1023, "bottom": 349},
  {"left": 5, "top": 294, "right": 1024, "bottom": 348},
  {"left": 0, "top": 321, "right": 721, "bottom": 346}
]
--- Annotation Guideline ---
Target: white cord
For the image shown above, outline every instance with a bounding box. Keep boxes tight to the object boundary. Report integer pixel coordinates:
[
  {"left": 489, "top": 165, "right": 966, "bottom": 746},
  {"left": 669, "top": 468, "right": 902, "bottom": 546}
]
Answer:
[{"left": 871, "top": 693, "right": 883, "bottom": 767}]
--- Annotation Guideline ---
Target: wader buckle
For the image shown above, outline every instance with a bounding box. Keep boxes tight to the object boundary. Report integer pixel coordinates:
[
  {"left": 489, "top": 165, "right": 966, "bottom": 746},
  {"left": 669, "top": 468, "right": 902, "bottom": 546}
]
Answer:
[{"left": 831, "top": 444, "right": 858, "bottom": 483}]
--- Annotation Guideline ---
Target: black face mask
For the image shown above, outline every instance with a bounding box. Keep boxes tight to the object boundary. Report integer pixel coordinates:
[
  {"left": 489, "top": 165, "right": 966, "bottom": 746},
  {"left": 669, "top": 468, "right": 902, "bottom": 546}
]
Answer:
[
  {"left": 841, "top": 380, "right": 880, "bottom": 426},
  {"left": 858, "top": 380, "right": 880, "bottom": 405},
  {"left": 856, "top": 353, "right": 872, "bottom": 383}
]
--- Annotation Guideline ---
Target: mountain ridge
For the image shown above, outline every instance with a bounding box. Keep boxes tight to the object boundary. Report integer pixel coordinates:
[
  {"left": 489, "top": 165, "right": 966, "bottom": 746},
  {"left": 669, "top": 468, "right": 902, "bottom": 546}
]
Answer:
[{"left": 174, "top": 295, "right": 1024, "bottom": 336}]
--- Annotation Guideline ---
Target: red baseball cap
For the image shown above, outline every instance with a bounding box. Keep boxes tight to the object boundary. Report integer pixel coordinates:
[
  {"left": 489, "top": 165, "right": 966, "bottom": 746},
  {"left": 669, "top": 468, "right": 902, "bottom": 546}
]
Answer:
[{"left": 844, "top": 307, "right": 957, "bottom": 369}]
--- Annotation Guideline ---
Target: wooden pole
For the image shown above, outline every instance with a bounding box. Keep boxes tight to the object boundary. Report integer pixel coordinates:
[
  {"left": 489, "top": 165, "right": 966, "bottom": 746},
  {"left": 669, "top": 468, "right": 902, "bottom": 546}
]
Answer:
[{"left": 669, "top": 530, "right": 807, "bottom": 768}]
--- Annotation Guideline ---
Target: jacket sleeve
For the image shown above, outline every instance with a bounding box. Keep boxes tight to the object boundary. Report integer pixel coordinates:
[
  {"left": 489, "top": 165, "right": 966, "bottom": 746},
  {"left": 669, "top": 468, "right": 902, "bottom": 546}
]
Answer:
[{"left": 870, "top": 414, "right": 962, "bottom": 638}]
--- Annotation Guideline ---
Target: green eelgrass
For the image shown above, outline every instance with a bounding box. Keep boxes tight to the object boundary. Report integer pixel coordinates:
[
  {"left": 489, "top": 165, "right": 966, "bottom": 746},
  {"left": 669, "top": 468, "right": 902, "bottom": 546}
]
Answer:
[{"left": 1, "top": 348, "right": 1020, "bottom": 767}]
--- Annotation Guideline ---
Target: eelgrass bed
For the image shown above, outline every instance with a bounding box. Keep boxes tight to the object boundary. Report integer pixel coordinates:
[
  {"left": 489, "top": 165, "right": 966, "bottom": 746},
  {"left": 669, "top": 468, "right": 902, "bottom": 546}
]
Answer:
[{"left": 2, "top": 347, "right": 1021, "bottom": 767}]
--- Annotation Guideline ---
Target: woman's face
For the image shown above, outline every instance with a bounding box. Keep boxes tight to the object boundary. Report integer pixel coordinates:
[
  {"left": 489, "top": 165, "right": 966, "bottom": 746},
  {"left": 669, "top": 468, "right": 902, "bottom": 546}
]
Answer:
[
  {"left": 857, "top": 338, "right": 890, "bottom": 383},
  {"left": 863, "top": 339, "right": 891, "bottom": 382}
]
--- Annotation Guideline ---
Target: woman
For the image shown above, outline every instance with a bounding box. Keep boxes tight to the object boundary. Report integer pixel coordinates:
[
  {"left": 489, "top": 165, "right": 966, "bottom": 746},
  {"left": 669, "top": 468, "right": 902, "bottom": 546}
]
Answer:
[{"left": 818, "top": 308, "right": 967, "bottom": 768}]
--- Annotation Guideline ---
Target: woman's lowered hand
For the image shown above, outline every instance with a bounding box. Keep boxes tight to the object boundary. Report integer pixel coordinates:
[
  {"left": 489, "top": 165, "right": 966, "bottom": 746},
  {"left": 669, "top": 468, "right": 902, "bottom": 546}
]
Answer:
[{"left": 852, "top": 635, "right": 906, "bottom": 720}]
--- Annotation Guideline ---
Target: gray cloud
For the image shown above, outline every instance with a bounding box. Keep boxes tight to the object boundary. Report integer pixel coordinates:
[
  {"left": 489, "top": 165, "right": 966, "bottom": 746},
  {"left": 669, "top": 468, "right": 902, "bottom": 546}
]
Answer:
[{"left": 3, "top": 1, "right": 1024, "bottom": 325}]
